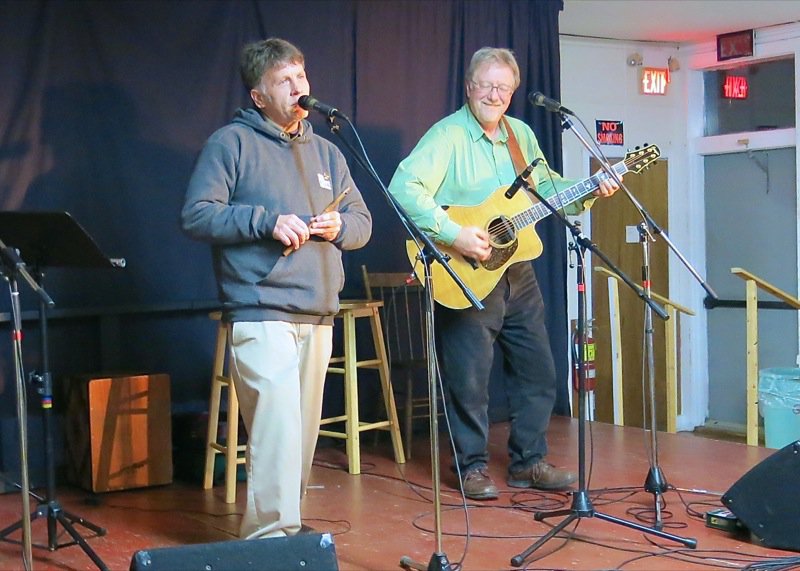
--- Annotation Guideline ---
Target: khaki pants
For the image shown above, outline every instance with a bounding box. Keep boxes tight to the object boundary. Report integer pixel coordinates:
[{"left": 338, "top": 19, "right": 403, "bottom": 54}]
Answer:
[{"left": 228, "top": 320, "right": 332, "bottom": 539}]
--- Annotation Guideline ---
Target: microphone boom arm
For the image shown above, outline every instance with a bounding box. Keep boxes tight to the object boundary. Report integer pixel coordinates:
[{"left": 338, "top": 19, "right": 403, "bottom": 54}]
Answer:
[{"left": 319, "top": 115, "right": 484, "bottom": 311}]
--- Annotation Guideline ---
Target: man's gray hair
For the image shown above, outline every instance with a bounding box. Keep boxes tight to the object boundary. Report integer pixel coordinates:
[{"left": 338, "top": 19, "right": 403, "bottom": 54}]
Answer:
[
  {"left": 466, "top": 47, "right": 521, "bottom": 89},
  {"left": 240, "top": 38, "right": 304, "bottom": 90}
]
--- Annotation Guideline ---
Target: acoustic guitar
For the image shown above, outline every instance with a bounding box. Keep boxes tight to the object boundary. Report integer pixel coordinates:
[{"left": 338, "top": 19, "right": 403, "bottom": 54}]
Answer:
[{"left": 405, "top": 144, "right": 661, "bottom": 309}]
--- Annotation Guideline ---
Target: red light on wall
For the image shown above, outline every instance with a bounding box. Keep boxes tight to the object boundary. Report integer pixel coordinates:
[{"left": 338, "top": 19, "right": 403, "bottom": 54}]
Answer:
[
  {"left": 717, "top": 29, "right": 754, "bottom": 62},
  {"left": 640, "top": 68, "right": 669, "bottom": 95},
  {"left": 722, "top": 75, "right": 749, "bottom": 99}
]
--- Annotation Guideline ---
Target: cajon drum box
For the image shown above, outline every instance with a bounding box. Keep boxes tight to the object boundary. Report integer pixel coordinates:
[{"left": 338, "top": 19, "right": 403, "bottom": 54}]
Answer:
[{"left": 65, "top": 373, "right": 172, "bottom": 492}]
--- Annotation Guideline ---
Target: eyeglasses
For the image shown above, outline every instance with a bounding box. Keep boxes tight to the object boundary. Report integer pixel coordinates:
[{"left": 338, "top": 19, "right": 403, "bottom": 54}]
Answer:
[{"left": 470, "top": 80, "right": 514, "bottom": 96}]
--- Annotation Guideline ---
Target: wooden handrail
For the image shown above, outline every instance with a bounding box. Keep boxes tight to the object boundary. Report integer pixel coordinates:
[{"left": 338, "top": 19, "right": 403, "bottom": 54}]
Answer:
[
  {"left": 595, "top": 266, "right": 696, "bottom": 316},
  {"left": 731, "top": 267, "right": 800, "bottom": 308},
  {"left": 731, "top": 267, "right": 800, "bottom": 446},
  {"left": 594, "top": 266, "right": 695, "bottom": 433}
]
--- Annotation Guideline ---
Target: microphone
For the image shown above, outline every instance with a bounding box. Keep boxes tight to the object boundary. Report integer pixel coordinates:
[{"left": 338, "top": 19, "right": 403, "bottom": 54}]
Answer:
[
  {"left": 298, "top": 95, "right": 349, "bottom": 120},
  {"left": 505, "top": 158, "right": 543, "bottom": 199},
  {"left": 528, "top": 91, "right": 574, "bottom": 116}
]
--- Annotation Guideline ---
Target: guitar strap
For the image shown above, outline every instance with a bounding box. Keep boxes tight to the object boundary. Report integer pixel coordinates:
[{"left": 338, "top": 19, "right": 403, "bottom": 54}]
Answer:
[{"left": 501, "top": 116, "right": 536, "bottom": 192}]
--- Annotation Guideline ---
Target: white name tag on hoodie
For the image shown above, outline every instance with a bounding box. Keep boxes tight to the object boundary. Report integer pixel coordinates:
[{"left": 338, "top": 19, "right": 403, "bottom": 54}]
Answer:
[{"left": 317, "top": 173, "right": 332, "bottom": 190}]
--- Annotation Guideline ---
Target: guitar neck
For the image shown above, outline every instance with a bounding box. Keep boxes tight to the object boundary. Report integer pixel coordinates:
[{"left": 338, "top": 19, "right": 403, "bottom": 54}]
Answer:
[{"left": 514, "top": 160, "right": 628, "bottom": 229}]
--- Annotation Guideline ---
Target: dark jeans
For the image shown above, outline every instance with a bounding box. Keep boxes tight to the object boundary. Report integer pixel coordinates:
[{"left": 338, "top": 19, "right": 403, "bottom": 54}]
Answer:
[{"left": 436, "top": 262, "right": 556, "bottom": 475}]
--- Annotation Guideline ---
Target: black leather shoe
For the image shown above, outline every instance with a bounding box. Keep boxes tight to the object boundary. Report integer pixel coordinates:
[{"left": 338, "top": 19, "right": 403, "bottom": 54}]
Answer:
[
  {"left": 507, "top": 461, "right": 577, "bottom": 490},
  {"left": 460, "top": 467, "right": 499, "bottom": 500}
]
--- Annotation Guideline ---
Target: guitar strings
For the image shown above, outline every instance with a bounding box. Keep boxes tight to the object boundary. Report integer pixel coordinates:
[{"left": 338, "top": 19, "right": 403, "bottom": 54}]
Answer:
[
  {"left": 488, "top": 217, "right": 517, "bottom": 241},
  {"left": 486, "top": 148, "right": 654, "bottom": 243}
]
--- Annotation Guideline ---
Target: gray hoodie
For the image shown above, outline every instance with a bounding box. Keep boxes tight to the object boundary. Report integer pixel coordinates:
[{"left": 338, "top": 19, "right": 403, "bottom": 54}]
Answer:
[{"left": 181, "top": 108, "right": 372, "bottom": 325}]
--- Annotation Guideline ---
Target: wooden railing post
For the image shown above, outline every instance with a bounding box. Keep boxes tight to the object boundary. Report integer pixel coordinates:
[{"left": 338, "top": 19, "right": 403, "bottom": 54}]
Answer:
[
  {"left": 594, "top": 267, "right": 695, "bottom": 432},
  {"left": 731, "top": 267, "right": 800, "bottom": 446}
]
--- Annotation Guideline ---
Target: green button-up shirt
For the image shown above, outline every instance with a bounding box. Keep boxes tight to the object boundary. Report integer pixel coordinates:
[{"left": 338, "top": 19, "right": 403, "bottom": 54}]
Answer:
[{"left": 388, "top": 105, "right": 588, "bottom": 246}]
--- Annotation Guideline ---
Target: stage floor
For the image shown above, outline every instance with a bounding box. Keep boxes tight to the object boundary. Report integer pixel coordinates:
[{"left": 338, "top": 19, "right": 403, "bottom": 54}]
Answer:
[{"left": 0, "top": 416, "right": 794, "bottom": 570}]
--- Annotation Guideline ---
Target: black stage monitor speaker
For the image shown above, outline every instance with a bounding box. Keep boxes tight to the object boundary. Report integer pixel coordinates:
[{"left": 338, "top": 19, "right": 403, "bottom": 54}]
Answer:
[
  {"left": 721, "top": 441, "right": 800, "bottom": 552},
  {"left": 130, "top": 532, "right": 339, "bottom": 571}
]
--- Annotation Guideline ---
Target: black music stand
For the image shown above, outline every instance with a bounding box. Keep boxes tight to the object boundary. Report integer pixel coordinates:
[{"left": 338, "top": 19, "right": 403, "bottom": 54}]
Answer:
[{"left": 0, "top": 211, "right": 124, "bottom": 571}]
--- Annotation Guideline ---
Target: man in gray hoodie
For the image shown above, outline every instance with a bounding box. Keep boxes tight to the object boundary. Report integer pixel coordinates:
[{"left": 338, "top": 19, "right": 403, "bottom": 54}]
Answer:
[{"left": 182, "top": 37, "right": 371, "bottom": 539}]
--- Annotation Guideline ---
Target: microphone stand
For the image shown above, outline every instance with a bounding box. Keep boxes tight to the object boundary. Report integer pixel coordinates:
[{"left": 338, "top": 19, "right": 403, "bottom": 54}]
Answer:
[
  {"left": 317, "top": 114, "right": 483, "bottom": 571},
  {"left": 508, "top": 165, "right": 695, "bottom": 567},
  {"left": 0, "top": 240, "right": 55, "bottom": 571},
  {"left": 0, "top": 216, "right": 110, "bottom": 571},
  {"left": 560, "top": 111, "right": 717, "bottom": 529}
]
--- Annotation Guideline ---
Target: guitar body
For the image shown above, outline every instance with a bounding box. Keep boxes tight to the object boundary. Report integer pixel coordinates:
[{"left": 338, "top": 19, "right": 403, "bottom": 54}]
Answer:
[
  {"left": 405, "top": 187, "right": 543, "bottom": 309},
  {"left": 403, "top": 144, "right": 660, "bottom": 309}
]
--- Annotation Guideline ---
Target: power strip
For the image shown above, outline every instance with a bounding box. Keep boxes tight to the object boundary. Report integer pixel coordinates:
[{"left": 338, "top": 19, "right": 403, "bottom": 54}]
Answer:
[{"left": 705, "top": 508, "right": 744, "bottom": 532}]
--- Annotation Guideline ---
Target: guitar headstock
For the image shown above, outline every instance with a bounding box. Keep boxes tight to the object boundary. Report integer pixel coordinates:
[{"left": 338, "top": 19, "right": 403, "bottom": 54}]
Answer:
[{"left": 624, "top": 144, "right": 661, "bottom": 174}]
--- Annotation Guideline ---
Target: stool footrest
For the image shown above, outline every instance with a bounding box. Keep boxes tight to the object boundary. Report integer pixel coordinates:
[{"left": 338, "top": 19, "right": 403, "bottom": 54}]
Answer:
[
  {"left": 319, "top": 419, "right": 393, "bottom": 439},
  {"left": 209, "top": 442, "right": 246, "bottom": 455},
  {"left": 327, "top": 359, "right": 382, "bottom": 374},
  {"left": 358, "top": 420, "right": 392, "bottom": 431}
]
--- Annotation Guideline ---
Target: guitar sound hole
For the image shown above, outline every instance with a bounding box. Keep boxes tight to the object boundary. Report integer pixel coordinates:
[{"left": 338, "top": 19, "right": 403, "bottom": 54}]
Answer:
[{"left": 487, "top": 216, "right": 515, "bottom": 247}]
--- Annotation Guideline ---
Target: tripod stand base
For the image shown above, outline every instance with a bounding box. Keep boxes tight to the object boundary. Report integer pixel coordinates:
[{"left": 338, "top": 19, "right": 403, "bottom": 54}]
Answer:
[
  {"left": 644, "top": 465, "right": 670, "bottom": 529},
  {"left": 0, "top": 500, "right": 108, "bottom": 570},
  {"left": 399, "top": 551, "right": 452, "bottom": 571},
  {"left": 510, "top": 490, "right": 696, "bottom": 567}
]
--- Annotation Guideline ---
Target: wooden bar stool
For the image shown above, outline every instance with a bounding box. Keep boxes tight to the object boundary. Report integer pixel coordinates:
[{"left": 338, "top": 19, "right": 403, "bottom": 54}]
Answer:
[
  {"left": 320, "top": 300, "right": 406, "bottom": 474},
  {"left": 203, "top": 311, "right": 246, "bottom": 503}
]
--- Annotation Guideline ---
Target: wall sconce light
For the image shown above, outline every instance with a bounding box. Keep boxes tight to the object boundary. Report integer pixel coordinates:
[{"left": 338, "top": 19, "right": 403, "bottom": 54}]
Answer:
[
  {"left": 628, "top": 52, "right": 643, "bottom": 66},
  {"left": 668, "top": 56, "right": 680, "bottom": 72}
]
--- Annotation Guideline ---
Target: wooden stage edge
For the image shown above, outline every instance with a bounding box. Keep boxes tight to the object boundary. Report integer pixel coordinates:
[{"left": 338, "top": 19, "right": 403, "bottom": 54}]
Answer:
[{"left": 0, "top": 417, "right": 798, "bottom": 571}]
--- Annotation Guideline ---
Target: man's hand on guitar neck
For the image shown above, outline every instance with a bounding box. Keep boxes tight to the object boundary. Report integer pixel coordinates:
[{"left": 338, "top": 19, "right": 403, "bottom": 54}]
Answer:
[
  {"left": 453, "top": 226, "right": 492, "bottom": 262},
  {"left": 593, "top": 171, "right": 622, "bottom": 198}
]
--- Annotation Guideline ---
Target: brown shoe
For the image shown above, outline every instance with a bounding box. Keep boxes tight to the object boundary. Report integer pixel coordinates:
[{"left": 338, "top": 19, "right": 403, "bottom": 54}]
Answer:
[
  {"left": 298, "top": 524, "right": 317, "bottom": 534},
  {"left": 507, "top": 461, "right": 577, "bottom": 490},
  {"left": 460, "top": 467, "right": 499, "bottom": 500}
]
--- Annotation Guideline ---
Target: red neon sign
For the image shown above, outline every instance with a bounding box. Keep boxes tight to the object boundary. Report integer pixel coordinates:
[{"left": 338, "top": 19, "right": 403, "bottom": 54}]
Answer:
[
  {"left": 640, "top": 68, "right": 669, "bottom": 95},
  {"left": 722, "top": 75, "right": 749, "bottom": 99}
]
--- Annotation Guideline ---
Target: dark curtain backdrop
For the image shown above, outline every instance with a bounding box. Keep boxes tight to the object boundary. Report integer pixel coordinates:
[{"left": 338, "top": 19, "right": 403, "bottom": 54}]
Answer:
[{"left": 0, "top": 0, "right": 571, "bottom": 445}]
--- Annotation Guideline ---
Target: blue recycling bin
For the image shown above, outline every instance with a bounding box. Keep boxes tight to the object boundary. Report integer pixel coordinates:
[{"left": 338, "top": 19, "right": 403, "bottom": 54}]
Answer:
[{"left": 758, "top": 368, "right": 800, "bottom": 449}]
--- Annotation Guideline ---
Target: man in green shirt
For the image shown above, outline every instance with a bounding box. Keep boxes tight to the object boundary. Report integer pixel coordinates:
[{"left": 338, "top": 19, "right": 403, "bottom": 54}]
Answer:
[{"left": 387, "top": 47, "right": 618, "bottom": 500}]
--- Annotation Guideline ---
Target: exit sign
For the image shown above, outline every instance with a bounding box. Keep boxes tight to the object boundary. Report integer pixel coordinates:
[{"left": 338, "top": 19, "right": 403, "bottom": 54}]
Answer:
[
  {"left": 722, "top": 75, "right": 749, "bottom": 99},
  {"left": 641, "top": 67, "right": 670, "bottom": 95}
]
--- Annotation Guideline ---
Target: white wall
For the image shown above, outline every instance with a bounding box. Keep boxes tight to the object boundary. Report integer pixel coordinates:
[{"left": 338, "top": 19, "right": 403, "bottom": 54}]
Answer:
[
  {"left": 559, "top": 22, "right": 800, "bottom": 432},
  {"left": 686, "top": 23, "right": 800, "bottom": 432}
]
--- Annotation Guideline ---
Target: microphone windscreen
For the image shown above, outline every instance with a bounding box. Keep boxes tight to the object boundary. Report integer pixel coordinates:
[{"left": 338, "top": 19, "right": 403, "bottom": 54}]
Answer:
[
  {"left": 297, "top": 95, "right": 313, "bottom": 110},
  {"left": 528, "top": 91, "right": 544, "bottom": 106}
]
